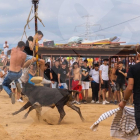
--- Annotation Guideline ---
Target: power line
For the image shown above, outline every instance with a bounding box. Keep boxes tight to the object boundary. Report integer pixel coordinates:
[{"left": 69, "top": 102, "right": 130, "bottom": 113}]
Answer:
[{"left": 56, "top": 15, "right": 140, "bottom": 43}]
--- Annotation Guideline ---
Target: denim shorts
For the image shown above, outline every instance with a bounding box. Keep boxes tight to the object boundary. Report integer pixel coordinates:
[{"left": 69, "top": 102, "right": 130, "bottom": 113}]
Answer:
[
  {"left": 116, "top": 83, "right": 126, "bottom": 91},
  {"left": 25, "top": 55, "right": 41, "bottom": 62},
  {"left": 25, "top": 55, "right": 41, "bottom": 65}
]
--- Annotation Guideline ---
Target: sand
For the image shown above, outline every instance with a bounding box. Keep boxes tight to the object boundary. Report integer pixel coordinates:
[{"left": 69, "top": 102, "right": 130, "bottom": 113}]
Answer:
[{"left": 0, "top": 89, "right": 139, "bottom": 140}]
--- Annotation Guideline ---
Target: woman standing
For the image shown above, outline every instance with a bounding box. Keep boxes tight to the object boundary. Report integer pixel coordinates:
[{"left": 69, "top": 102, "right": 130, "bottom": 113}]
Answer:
[{"left": 89, "top": 63, "right": 100, "bottom": 103}]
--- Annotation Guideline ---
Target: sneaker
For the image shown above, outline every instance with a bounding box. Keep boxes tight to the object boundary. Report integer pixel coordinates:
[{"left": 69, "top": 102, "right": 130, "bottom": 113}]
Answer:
[
  {"left": 76, "top": 101, "right": 81, "bottom": 105},
  {"left": 81, "top": 100, "right": 85, "bottom": 103},
  {"left": 72, "top": 100, "right": 76, "bottom": 104},
  {"left": 102, "top": 101, "right": 106, "bottom": 105},
  {"left": 110, "top": 101, "right": 113, "bottom": 104},
  {"left": 84, "top": 100, "right": 87, "bottom": 104},
  {"left": 91, "top": 100, "right": 95, "bottom": 104},
  {"left": 114, "top": 100, "right": 118, "bottom": 105},
  {"left": 11, "top": 93, "right": 15, "bottom": 104},
  {"left": 17, "top": 99, "right": 23, "bottom": 103},
  {"left": 105, "top": 100, "right": 110, "bottom": 104},
  {"left": 96, "top": 101, "right": 100, "bottom": 104}
]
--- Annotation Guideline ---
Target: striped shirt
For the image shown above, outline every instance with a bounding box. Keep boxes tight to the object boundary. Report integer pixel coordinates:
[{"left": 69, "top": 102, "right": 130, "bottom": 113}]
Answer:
[{"left": 90, "top": 107, "right": 139, "bottom": 140}]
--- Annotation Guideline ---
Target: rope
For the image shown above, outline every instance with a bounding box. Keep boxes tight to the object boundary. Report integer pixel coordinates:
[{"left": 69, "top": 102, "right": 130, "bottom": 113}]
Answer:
[
  {"left": 21, "top": 5, "right": 45, "bottom": 41},
  {"left": 21, "top": 4, "right": 45, "bottom": 72}
]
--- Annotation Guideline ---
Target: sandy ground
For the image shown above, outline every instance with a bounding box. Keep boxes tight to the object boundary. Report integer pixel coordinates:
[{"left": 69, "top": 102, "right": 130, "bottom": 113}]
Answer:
[{"left": 0, "top": 89, "right": 139, "bottom": 140}]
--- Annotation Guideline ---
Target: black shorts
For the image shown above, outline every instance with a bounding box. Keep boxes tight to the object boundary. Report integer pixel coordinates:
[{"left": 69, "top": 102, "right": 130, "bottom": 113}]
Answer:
[
  {"left": 134, "top": 104, "right": 140, "bottom": 133},
  {"left": 101, "top": 80, "right": 109, "bottom": 89},
  {"left": 0, "top": 85, "right": 3, "bottom": 90},
  {"left": 116, "top": 83, "right": 126, "bottom": 91}
]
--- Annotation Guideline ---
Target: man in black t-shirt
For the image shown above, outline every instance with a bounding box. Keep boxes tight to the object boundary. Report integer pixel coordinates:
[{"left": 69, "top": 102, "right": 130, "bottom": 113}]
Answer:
[
  {"left": 58, "top": 62, "right": 69, "bottom": 89},
  {"left": 50, "top": 60, "right": 60, "bottom": 88},
  {"left": 81, "top": 59, "right": 90, "bottom": 104},
  {"left": 23, "top": 31, "right": 45, "bottom": 77},
  {"left": 115, "top": 61, "right": 127, "bottom": 102},
  {"left": 119, "top": 50, "right": 140, "bottom": 133}
]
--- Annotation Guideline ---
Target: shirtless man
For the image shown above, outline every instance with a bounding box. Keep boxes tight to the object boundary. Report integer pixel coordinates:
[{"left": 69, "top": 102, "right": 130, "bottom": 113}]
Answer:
[
  {"left": 2, "top": 41, "right": 26, "bottom": 104},
  {"left": 110, "top": 62, "right": 118, "bottom": 104},
  {"left": 72, "top": 62, "right": 82, "bottom": 105}
]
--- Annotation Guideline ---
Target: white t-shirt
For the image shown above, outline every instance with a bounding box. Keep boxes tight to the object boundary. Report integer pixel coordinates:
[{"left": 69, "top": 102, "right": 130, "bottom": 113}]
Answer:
[
  {"left": 89, "top": 69, "right": 99, "bottom": 83},
  {"left": 70, "top": 60, "right": 75, "bottom": 66},
  {"left": 99, "top": 64, "right": 109, "bottom": 81},
  {"left": 0, "top": 71, "right": 5, "bottom": 85},
  {"left": 3, "top": 44, "right": 9, "bottom": 55}
]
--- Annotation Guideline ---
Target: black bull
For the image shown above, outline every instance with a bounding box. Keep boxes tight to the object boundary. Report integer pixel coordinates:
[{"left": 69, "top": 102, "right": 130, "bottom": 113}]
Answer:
[{"left": 12, "top": 83, "right": 84, "bottom": 124}]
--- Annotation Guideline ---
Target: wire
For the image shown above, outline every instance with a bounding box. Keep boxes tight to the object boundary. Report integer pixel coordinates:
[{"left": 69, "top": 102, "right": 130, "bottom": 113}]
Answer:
[{"left": 56, "top": 15, "right": 140, "bottom": 42}]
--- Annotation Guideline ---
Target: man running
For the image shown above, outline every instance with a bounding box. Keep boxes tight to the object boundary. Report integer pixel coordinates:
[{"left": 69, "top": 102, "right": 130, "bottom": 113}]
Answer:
[
  {"left": 23, "top": 31, "right": 45, "bottom": 77},
  {"left": 119, "top": 48, "right": 140, "bottom": 133},
  {"left": 2, "top": 41, "right": 26, "bottom": 104}
]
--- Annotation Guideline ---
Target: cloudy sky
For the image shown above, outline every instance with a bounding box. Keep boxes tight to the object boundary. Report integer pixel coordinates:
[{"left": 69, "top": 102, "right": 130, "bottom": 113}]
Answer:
[{"left": 1, "top": 0, "right": 140, "bottom": 47}]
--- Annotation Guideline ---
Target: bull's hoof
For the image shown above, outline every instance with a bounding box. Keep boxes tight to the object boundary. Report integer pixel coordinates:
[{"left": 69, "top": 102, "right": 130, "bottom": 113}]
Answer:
[
  {"left": 23, "top": 114, "right": 28, "bottom": 119},
  {"left": 81, "top": 118, "right": 85, "bottom": 122},
  {"left": 43, "top": 119, "right": 53, "bottom": 125},
  {"left": 12, "top": 112, "right": 17, "bottom": 115}
]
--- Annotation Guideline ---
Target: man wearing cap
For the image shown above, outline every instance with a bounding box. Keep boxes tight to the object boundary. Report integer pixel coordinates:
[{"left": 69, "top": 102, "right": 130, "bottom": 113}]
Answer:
[
  {"left": 3, "top": 41, "right": 9, "bottom": 56},
  {"left": 58, "top": 62, "right": 69, "bottom": 89},
  {"left": 2, "top": 41, "right": 26, "bottom": 104},
  {"left": 99, "top": 58, "right": 110, "bottom": 105},
  {"left": 115, "top": 61, "right": 127, "bottom": 102}
]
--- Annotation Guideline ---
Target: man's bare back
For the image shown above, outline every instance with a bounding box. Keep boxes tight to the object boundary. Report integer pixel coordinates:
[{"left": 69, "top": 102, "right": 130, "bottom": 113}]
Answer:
[
  {"left": 9, "top": 48, "right": 26, "bottom": 72},
  {"left": 73, "top": 68, "right": 81, "bottom": 80}
]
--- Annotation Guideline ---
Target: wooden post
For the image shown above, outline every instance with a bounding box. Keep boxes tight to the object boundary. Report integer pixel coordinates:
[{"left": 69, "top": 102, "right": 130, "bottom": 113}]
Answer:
[{"left": 69, "top": 55, "right": 71, "bottom": 90}]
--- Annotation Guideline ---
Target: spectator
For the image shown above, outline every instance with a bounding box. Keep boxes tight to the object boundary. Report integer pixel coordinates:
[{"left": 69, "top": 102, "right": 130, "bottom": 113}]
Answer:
[
  {"left": 70, "top": 58, "right": 75, "bottom": 66},
  {"left": 10, "top": 79, "right": 23, "bottom": 102},
  {"left": 28, "top": 64, "right": 36, "bottom": 85},
  {"left": 110, "top": 62, "right": 118, "bottom": 104},
  {"left": 81, "top": 59, "right": 90, "bottom": 104},
  {"left": 58, "top": 62, "right": 69, "bottom": 89},
  {"left": 44, "top": 63, "right": 51, "bottom": 87},
  {"left": 89, "top": 63, "right": 99, "bottom": 104},
  {"left": 99, "top": 58, "right": 110, "bottom": 105},
  {"left": 71, "top": 62, "right": 82, "bottom": 105},
  {"left": 3, "top": 41, "right": 9, "bottom": 56},
  {"left": 0, "top": 66, "right": 8, "bottom": 93},
  {"left": 116, "top": 61, "right": 127, "bottom": 102},
  {"left": 0, "top": 51, "right": 7, "bottom": 66},
  {"left": 50, "top": 60, "right": 60, "bottom": 88}
]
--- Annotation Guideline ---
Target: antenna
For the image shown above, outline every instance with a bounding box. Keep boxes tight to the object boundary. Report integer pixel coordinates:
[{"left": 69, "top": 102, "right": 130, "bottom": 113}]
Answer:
[{"left": 75, "top": 15, "right": 104, "bottom": 40}]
